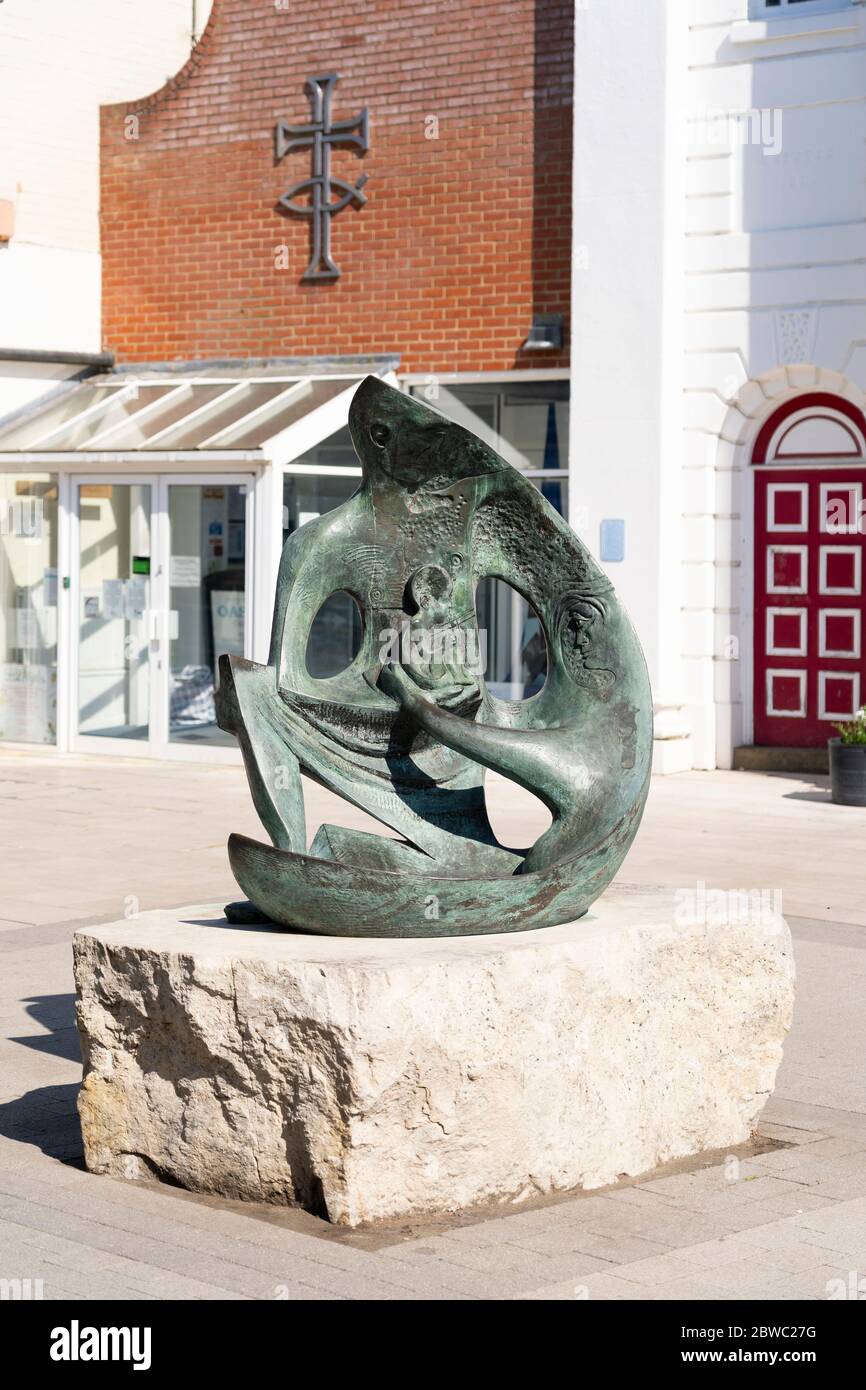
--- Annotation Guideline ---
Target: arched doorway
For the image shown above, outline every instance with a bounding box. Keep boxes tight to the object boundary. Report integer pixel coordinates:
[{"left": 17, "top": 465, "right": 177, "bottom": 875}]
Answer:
[{"left": 753, "top": 393, "right": 866, "bottom": 748}]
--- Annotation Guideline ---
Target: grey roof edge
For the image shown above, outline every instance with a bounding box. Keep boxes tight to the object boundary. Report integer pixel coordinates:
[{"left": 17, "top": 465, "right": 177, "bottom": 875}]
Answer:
[
  {"left": 0, "top": 353, "right": 403, "bottom": 444},
  {"left": 93, "top": 353, "right": 402, "bottom": 382}
]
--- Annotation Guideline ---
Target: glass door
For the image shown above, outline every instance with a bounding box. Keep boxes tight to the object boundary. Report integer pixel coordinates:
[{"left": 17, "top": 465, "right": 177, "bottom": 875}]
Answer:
[
  {"left": 0, "top": 473, "right": 59, "bottom": 745},
  {"left": 164, "top": 477, "right": 252, "bottom": 749},
  {"left": 73, "top": 477, "right": 159, "bottom": 747},
  {"left": 71, "top": 474, "right": 253, "bottom": 756}
]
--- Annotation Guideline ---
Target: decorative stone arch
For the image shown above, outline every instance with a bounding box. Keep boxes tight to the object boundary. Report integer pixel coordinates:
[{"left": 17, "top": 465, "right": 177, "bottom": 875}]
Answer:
[
  {"left": 717, "top": 367, "right": 866, "bottom": 464},
  {"left": 752, "top": 395, "right": 866, "bottom": 465},
  {"left": 712, "top": 367, "right": 866, "bottom": 764}
]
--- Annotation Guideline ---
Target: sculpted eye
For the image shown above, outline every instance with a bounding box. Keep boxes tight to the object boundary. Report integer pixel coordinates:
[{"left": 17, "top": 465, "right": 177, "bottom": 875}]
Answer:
[{"left": 370, "top": 422, "right": 390, "bottom": 448}]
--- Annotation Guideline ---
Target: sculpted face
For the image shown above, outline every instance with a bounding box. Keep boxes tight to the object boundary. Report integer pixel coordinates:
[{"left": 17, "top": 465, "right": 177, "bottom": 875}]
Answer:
[
  {"left": 348, "top": 375, "right": 500, "bottom": 492},
  {"left": 408, "top": 564, "right": 452, "bottom": 617}
]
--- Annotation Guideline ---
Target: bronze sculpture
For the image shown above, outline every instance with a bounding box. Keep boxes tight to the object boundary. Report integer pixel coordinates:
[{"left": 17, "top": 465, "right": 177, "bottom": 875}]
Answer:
[{"left": 218, "top": 377, "right": 652, "bottom": 936}]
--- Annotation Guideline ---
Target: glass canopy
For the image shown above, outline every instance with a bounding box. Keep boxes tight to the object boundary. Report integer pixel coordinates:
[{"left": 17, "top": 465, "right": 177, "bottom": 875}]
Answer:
[{"left": 0, "top": 374, "right": 362, "bottom": 455}]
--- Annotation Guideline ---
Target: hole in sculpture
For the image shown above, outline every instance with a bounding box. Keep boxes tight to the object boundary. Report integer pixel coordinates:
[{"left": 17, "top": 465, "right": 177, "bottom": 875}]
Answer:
[
  {"left": 485, "top": 772, "right": 552, "bottom": 851},
  {"left": 305, "top": 591, "right": 364, "bottom": 678},
  {"left": 475, "top": 577, "right": 547, "bottom": 701}
]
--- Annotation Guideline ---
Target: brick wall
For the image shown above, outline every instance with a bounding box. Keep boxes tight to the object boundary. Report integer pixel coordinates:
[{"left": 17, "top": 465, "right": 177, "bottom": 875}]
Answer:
[{"left": 100, "top": 0, "right": 572, "bottom": 372}]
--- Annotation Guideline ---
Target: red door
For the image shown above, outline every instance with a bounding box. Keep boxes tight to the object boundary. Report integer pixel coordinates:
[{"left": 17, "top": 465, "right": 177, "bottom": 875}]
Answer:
[{"left": 754, "top": 467, "right": 866, "bottom": 746}]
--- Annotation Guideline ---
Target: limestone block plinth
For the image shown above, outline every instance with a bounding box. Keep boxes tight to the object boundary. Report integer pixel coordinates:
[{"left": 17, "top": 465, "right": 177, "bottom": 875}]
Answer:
[{"left": 73, "top": 895, "right": 795, "bottom": 1226}]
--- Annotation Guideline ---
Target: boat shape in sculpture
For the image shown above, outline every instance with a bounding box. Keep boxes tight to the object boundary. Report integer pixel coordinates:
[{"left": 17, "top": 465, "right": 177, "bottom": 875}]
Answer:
[{"left": 217, "top": 376, "right": 652, "bottom": 937}]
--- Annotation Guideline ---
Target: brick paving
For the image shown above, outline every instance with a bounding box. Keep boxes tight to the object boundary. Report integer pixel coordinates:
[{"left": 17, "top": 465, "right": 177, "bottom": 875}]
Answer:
[{"left": 1, "top": 751, "right": 865, "bottom": 1301}]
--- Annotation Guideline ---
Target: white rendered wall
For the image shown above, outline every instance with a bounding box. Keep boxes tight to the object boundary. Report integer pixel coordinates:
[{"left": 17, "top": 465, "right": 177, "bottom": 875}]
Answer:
[
  {"left": 0, "top": 0, "right": 212, "bottom": 374},
  {"left": 570, "top": 0, "right": 692, "bottom": 772},
  {"left": 683, "top": 0, "right": 866, "bottom": 767},
  {"left": 571, "top": 0, "right": 866, "bottom": 770}
]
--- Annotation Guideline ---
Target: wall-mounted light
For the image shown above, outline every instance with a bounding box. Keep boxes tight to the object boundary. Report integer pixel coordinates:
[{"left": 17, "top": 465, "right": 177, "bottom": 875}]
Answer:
[{"left": 523, "top": 314, "right": 563, "bottom": 351}]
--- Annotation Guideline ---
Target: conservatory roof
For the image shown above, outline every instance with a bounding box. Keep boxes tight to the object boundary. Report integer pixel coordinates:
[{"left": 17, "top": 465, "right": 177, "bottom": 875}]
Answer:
[{"left": 0, "top": 359, "right": 397, "bottom": 465}]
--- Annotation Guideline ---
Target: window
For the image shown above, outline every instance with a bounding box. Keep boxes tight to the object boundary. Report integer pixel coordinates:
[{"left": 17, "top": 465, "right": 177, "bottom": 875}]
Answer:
[
  {"left": 0, "top": 473, "right": 58, "bottom": 744},
  {"left": 752, "top": 0, "right": 856, "bottom": 16},
  {"left": 408, "top": 380, "right": 570, "bottom": 519},
  {"left": 282, "top": 428, "right": 360, "bottom": 541},
  {"left": 409, "top": 379, "right": 569, "bottom": 701},
  {"left": 282, "top": 428, "right": 362, "bottom": 680}
]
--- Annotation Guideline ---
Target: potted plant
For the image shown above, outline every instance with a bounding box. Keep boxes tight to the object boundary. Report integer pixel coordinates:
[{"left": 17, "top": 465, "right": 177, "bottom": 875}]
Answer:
[{"left": 829, "top": 705, "right": 866, "bottom": 806}]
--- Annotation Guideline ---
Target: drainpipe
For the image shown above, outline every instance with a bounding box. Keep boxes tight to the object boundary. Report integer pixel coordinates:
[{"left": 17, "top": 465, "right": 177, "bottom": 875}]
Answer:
[{"left": 0, "top": 349, "right": 114, "bottom": 370}]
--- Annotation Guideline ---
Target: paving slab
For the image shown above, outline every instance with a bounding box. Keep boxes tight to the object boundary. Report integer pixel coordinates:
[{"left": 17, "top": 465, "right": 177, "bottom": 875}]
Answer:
[{"left": 1, "top": 751, "right": 866, "bottom": 1300}]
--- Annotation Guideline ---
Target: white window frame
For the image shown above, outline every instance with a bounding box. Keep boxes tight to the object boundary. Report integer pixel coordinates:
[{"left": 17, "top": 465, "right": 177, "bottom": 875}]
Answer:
[
  {"left": 766, "top": 668, "right": 807, "bottom": 718},
  {"left": 819, "top": 608, "right": 862, "bottom": 659},
  {"left": 767, "top": 482, "right": 809, "bottom": 533},
  {"left": 766, "top": 544, "right": 808, "bottom": 595},
  {"left": 818, "top": 670, "right": 861, "bottom": 722},
  {"left": 766, "top": 607, "right": 807, "bottom": 657},
  {"left": 820, "top": 480, "right": 863, "bottom": 535},
  {"left": 750, "top": 0, "right": 860, "bottom": 18},
  {"left": 819, "top": 545, "right": 862, "bottom": 596}
]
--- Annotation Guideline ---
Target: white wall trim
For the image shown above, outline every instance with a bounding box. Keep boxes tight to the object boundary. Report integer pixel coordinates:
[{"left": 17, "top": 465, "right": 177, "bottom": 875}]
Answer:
[{"left": 399, "top": 370, "right": 570, "bottom": 385}]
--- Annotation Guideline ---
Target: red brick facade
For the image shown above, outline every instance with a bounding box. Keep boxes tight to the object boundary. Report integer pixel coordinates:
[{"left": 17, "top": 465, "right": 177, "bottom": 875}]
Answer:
[{"left": 100, "top": 0, "right": 572, "bottom": 372}]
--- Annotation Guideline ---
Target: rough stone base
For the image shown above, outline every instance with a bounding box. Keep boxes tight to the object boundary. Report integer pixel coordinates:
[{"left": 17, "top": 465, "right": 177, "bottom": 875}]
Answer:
[{"left": 73, "top": 895, "right": 795, "bottom": 1227}]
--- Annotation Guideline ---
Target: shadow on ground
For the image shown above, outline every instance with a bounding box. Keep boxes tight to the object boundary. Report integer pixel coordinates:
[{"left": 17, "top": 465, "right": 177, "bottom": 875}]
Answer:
[
  {"left": 0, "top": 1082, "right": 83, "bottom": 1163},
  {"left": 783, "top": 788, "right": 833, "bottom": 803},
  {"left": 11, "top": 993, "right": 81, "bottom": 1063},
  {"left": 764, "top": 772, "right": 834, "bottom": 804},
  {"left": 2, "top": 992, "right": 83, "bottom": 1162}
]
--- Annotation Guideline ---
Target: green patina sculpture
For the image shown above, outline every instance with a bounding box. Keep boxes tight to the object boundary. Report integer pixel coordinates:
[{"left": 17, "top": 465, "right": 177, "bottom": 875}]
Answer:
[{"left": 217, "top": 376, "right": 652, "bottom": 937}]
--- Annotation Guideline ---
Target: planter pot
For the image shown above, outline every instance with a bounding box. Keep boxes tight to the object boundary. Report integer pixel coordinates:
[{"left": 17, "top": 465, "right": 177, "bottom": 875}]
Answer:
[{"left": 828, "top": 738, "right": 866, "bottom": 807}]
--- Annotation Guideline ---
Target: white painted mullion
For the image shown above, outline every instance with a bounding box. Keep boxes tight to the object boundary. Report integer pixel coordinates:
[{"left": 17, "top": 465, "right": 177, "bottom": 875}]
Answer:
[
  {"left": 150, "top": 477, "right": 170, "bottom": 755},
  {"left": 84, "top": 384, "right": 192, "bottom": 450},
  {"left": 56, "top": 471, "right": 73, "bottom": 752},
  {"left": 144, "top": 383, "right": 247, "bottom": 448},
  {"left": 243, "top": 478, "right": 256, "bottom": 664},
  {"left": 522, "top": 469, "right": 570, "bottom": 478},
  {"left": 200, "top": 381, "right": 308, "bottom": 447},
  {"left": 0, "top": 451, "right": 266, "bottom": 468},
  {"left": 27, "top": 386, "right": 136, "bottom": 449},
  {"left": 253, "top": 464, "right": 282, "bottom": 665},
  {"left": 69, "top": 471, "right": 161, "bottom": 757},
  {"left": 399, "top": 369, "right": 570, "bottom": 385},
  {"left": 282, "top": 463, "right": 361, "bottom": 476},
  {"left": 67, "top": 477, "right": 82, "bottom": 749},
  {"left": 266, "top": 381, "right": 362, "bottom": 467}
]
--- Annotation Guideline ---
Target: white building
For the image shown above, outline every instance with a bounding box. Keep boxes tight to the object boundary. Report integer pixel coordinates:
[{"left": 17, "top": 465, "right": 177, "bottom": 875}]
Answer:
[
  {"left": 0, "top": 0, "right": 211, "bottom": 416},
  {"left": 572, "top": 0, "right": 866, "bottom": 771},
  {"left": 0, "top": 0, "right": 212, "bottom": 749}
]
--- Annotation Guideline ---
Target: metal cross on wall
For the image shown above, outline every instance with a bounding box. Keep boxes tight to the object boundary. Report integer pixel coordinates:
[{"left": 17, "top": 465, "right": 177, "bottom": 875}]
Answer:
[{"left": 275, "top": 73, "right": 370, "bottom": 282}]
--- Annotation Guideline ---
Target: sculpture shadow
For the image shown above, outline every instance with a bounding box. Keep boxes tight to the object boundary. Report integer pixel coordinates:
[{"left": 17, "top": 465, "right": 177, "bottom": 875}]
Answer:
[
  {"left": 382, "top": 739, "right": 497, "bottom": 850},
  {"left": 185, "top": 915, "right": 289, "bottom": 935},
  {"left": 10, "top": 993, "right": 81, "bottom": 1064},
  {"left": 0, "top": 1082, "right": 83, "bottom": 1164}
]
